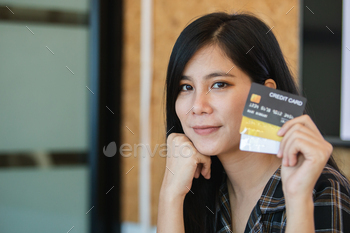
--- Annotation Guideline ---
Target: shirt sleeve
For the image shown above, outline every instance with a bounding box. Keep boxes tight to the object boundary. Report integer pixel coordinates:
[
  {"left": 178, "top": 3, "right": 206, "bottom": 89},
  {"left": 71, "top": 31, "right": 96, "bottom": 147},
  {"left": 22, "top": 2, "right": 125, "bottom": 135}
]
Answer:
[{"left": 313, "top": 166, "right": 350, "bottom": 232}]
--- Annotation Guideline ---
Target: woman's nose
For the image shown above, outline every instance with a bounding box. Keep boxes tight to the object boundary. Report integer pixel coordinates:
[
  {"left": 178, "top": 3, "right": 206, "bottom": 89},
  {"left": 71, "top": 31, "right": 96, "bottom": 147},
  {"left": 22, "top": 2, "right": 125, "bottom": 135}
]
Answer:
[{"left": 191, "top": 89, "right": 213, "bottom": 115}]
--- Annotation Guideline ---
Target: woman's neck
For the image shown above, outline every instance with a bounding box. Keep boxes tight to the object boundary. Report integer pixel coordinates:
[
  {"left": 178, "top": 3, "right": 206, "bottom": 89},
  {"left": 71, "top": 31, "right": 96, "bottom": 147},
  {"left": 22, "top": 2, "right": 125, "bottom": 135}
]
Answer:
[{"left": 217, "top": 148, "right": 282, "bottom": 200}]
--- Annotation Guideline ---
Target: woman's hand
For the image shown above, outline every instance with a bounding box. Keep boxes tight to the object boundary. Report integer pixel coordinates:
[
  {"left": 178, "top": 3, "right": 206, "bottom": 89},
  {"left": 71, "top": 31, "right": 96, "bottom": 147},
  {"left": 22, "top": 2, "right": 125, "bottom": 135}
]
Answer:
[
  {"left": 277, "top": 114, "right": 333, "bottom": 198},
  {"left": 158, "top": 132, "right": 210, "bottom": 233},
  {"left": 277, "top": 115, "right": 333, "bottom": 233},
  {"left": 160, "top": 133, "right": 212, "bottom": 199}
]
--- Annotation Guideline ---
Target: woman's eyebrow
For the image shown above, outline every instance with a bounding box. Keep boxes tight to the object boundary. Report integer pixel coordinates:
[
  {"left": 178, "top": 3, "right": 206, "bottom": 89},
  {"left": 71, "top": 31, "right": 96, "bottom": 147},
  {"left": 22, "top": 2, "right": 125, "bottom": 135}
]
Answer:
[
  {"left": 181, "top": 72, "right": 236, "bottom": 80},
  {"left": 205, "top": 72, "right": 236, "bottom": 79}
]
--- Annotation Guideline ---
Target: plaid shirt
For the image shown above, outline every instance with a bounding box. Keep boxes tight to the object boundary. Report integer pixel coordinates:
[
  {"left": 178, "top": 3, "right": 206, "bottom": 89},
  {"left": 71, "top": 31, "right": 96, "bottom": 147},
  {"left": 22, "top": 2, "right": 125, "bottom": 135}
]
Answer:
[{"left": 214, "top": 165, "right": 350, "bottom": 233}]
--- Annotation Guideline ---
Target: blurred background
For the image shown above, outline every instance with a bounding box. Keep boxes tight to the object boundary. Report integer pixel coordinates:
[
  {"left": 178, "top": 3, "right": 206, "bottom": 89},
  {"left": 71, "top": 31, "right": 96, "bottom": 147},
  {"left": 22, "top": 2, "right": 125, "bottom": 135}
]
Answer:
[{"left": 0, "top": 0, "right": 349, "bottom": 233}]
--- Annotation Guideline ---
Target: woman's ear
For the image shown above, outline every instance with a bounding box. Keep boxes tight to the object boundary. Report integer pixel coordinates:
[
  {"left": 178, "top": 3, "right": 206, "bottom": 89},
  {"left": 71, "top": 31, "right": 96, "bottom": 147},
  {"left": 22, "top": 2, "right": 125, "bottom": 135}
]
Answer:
[{"left": 264, "top": 78, "right": 277, "bottom": 89}]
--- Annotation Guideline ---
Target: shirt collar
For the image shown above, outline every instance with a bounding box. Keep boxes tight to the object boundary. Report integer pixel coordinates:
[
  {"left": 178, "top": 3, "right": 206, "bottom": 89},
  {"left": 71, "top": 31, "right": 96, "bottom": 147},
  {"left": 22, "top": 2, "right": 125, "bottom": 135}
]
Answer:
[
  {"left": 218, "top": 165, "right": 285, "bottom": 218},
  {"left": 258, "top": 166, "right": 285, "bottom": 214}
]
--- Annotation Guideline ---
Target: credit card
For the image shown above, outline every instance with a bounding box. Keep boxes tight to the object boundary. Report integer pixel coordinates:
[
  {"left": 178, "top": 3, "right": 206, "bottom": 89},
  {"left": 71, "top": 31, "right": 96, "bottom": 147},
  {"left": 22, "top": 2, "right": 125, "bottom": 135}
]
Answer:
[{"left": 239, "top": 83, "right": 307, "bottom": 154}]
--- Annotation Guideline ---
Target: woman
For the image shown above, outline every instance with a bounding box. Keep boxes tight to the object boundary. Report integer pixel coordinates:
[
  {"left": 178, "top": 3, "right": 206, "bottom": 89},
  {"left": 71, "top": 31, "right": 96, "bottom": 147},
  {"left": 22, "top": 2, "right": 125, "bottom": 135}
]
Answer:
[{"left": 157, "top": 12, "right": 350, "bottom": 233}]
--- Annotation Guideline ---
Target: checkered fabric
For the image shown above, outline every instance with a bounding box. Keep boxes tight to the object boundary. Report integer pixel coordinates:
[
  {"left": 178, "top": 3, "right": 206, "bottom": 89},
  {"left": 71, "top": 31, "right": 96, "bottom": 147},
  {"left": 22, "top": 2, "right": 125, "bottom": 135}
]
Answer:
[{"left": 215, "top": 165, "right": 350, "bottom": 233}]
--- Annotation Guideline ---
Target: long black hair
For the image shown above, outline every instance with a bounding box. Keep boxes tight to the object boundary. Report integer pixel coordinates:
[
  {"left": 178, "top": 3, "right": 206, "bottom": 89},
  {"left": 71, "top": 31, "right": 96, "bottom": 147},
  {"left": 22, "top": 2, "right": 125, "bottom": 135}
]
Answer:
[{"left": 165, "top": 12, "right": 339, "bottom": 232}]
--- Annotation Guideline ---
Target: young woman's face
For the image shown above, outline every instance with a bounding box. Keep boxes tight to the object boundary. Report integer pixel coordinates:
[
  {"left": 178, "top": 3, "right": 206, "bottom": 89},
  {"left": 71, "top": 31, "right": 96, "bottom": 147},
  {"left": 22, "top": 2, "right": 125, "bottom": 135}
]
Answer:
[{"left": 175, "top": 45, "right": 252, "bottom": 156}]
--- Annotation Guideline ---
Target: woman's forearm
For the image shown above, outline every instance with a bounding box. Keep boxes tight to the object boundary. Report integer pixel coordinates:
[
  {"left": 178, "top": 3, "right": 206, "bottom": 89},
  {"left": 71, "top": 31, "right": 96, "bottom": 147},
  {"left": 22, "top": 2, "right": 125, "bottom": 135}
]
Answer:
[
  {"left": 285, "top": 194, "right": 315, "bottom": 233},
  {"left": 156, "top": 133, "right": 212, "bottom": 232},
  {"left": 157, "top": 188, "right": 185, "bottom": 233}
]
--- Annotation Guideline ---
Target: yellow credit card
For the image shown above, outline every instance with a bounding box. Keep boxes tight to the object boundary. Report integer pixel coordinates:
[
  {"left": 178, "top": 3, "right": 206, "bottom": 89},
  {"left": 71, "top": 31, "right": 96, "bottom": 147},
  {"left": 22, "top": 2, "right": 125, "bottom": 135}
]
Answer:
[{"left": 240, "top": 116, "right": 283, "bottom": 142}]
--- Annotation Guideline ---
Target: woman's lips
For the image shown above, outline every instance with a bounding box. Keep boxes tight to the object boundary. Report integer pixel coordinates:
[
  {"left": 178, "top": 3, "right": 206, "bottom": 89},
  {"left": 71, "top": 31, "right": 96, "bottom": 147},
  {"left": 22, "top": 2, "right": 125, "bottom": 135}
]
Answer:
[{"left": 193, "top": 126, "right": 221, "bottom": 135}]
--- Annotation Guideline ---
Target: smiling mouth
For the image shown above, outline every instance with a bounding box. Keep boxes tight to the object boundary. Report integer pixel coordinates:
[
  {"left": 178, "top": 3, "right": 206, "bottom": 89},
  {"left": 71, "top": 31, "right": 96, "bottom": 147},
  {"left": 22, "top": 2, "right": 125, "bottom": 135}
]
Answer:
[{"left": 192, "top": 126, "right": 221, "bottom": 135}]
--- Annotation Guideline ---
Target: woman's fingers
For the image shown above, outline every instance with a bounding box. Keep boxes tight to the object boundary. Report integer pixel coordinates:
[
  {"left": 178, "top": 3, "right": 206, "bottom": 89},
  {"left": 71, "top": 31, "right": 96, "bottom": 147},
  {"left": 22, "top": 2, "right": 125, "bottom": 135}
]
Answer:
[
  {"left": 277, "top": 115, "right": 333, "bottom": 167},
  {"left": 194, "top": 164, "right": 202, "bottom": 178},
  {"left": 282, "top": 122, "right": 318, "bottom": 142},
  {"left": 198, "top": 155, "right": 211, "bottom": 179},
  {"left": 278, "top": 115, "right": 333, "bottom": 204},
  {"left": 278, "top": 124, "right": 318, "bottom": 163},
  {"left": 180, "top": 141, "right": 211, "bottom": 179},
  {"left": 277, "top": 115, "right": 321, "bottom": 166},
  {"left": 282, "top": 134, "right": 316, "bottom": 167},
  {"left": 277, "top": 115, "right": 322, "bottom": 138},
  {"left": 163, "top": 133, "right": 212, "bottom": 197}
]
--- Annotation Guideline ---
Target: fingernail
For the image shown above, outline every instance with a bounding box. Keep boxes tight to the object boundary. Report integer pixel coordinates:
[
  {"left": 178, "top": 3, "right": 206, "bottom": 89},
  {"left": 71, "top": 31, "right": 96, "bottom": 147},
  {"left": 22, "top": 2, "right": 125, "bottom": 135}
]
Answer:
[
  {"left": 282, "top": 158, "right": 288, "bottom": 167},
  {"left": 277, "top": 128, "right": 283, "bottom": 136}
]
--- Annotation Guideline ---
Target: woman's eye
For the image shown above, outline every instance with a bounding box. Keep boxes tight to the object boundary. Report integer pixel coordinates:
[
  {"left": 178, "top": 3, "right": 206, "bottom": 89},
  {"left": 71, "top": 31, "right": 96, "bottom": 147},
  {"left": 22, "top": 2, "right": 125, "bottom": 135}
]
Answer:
[
  {"left": 212, "top": 82, "right": 228, "bottom": 89},
  {"left": 180, "top": 84, "right": 193, "bottom": 91}
]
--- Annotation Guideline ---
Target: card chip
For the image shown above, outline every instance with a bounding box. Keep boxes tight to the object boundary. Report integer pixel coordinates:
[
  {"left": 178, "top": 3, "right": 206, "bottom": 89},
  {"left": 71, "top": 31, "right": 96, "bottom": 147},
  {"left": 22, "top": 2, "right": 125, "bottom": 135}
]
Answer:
[{"left": 250, "top": 94, "right": 261, "bottom": 103}]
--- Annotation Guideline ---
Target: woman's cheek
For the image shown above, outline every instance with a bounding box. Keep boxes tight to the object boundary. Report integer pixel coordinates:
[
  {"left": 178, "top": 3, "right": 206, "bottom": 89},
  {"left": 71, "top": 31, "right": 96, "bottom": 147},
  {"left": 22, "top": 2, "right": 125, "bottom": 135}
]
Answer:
[
  {"left": 175, "top": 99, "right": 189, "bottom": 127},
  {"left": 175, "top": 100, "right": 183, "bottom": 119}
]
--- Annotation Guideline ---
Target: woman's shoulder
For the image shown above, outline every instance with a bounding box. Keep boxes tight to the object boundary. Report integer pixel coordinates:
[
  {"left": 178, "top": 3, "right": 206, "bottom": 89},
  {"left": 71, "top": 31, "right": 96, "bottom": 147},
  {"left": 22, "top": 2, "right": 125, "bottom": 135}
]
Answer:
[{"left": 314, "top": 164, "right": 350, "bottom": 197}]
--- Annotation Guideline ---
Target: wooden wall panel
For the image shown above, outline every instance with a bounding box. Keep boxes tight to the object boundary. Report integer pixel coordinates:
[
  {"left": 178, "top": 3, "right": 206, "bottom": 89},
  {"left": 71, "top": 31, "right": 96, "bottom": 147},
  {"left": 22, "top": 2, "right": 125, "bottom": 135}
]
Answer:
[{"left": 121, "top": 0, "right": 141, "bottom": 223}]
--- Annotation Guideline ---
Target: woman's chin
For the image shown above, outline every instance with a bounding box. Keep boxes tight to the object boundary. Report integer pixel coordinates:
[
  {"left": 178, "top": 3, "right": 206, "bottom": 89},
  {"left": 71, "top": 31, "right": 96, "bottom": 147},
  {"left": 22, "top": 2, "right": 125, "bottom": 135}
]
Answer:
[
  {"left": 193, "top": 142, "right": 221, "bottom": 156},
  {"left": 186, "top": 133, "right": 226, "bottom": 156}
]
